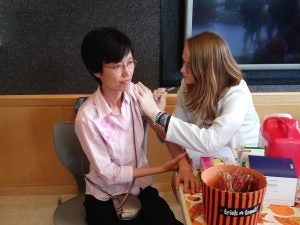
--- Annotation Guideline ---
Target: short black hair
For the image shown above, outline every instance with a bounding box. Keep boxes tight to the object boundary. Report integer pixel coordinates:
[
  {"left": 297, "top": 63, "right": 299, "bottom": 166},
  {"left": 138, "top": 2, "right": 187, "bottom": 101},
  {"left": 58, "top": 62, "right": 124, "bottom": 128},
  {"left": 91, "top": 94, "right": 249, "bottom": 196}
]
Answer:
[{"left": 81, "top": 27, "right": 133, "bottom": 84}]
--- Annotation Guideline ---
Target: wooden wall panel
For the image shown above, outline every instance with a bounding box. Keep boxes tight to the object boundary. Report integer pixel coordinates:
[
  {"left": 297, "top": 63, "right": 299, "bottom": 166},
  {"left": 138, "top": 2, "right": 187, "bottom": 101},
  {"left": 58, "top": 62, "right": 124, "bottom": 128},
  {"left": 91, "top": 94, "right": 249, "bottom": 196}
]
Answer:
[
  {"left": 0, "top": 95, "right": 86, "bottom": 194},
  {"left": 252, "top": 93, "right": 300, "bottom": 121},
  {"left": 1, "top": 93, "right": 300, "bottom": 195}
]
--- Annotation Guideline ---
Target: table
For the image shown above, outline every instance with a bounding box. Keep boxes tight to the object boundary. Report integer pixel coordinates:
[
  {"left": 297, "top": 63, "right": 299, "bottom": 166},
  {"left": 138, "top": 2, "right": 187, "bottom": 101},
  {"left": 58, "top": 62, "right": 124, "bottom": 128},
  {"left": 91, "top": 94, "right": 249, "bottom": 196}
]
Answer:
[{"left": 177, "top": 185, "right": 300, "bottom": 225}]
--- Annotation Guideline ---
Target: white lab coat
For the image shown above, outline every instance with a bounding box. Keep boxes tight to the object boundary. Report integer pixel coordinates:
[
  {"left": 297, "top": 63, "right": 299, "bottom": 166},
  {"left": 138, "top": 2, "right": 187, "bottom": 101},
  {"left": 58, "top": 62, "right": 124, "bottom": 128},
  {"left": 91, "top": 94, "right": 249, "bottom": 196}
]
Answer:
[{"left": 166, "top": 79, "right": 260, "bottom": 168}]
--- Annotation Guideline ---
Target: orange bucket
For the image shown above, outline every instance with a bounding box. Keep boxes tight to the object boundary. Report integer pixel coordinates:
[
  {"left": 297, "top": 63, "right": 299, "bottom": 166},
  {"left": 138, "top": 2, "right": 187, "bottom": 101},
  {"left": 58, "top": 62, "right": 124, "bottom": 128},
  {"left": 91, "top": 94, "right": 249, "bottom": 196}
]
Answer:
[{"left": 201, "top": 165, "right": 266, "bottom": 225}]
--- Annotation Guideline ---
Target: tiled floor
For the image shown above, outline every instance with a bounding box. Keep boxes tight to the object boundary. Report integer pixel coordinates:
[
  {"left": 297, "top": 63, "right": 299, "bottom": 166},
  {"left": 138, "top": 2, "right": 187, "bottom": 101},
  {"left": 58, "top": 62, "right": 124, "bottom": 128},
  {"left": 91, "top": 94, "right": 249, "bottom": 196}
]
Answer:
[{"left": 0, "top": 192, "right": 183, "bottom": 225}]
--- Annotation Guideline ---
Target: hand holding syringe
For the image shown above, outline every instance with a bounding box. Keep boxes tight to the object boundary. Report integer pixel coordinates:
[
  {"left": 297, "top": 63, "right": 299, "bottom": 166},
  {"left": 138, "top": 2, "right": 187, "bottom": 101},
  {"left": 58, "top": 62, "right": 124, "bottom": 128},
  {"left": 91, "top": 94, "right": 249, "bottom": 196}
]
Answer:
[
  {"left": 153, "top": 87, "right": 175, "bottom": 111},
  {"left": 165, "top": 87, "right": 175, "bottom": 92}
]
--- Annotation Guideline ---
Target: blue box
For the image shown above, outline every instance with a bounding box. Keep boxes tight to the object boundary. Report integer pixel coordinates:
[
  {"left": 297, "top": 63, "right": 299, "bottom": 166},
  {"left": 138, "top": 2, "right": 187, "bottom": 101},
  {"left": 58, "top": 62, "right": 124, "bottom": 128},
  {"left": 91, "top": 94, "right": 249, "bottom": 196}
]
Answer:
[{"left": 248, "top": 155, "right": 297, "bottom": 206}]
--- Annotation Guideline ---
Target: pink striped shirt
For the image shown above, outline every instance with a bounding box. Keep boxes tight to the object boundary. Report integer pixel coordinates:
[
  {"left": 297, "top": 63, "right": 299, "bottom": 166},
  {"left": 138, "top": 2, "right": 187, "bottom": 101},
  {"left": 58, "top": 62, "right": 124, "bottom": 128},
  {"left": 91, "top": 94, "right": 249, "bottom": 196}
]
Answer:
[{"left": 75, "top": 83, "right": 152, "bottom": 201}]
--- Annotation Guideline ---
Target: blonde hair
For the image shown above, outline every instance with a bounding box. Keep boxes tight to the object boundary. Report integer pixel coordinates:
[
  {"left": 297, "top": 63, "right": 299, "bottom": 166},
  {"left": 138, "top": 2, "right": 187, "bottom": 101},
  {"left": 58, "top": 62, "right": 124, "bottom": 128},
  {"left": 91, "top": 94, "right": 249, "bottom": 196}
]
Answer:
[{"left": 184, "top": 31, "right": 242, "bottom": 120}]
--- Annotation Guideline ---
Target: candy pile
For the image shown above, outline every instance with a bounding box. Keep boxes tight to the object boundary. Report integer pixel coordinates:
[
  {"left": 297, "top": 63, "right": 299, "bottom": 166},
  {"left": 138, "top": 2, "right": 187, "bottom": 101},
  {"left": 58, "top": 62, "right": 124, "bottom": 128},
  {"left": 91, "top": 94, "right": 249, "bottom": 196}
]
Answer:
[{"left": 218, "top": 169, "right": 259, "bottom": 192}]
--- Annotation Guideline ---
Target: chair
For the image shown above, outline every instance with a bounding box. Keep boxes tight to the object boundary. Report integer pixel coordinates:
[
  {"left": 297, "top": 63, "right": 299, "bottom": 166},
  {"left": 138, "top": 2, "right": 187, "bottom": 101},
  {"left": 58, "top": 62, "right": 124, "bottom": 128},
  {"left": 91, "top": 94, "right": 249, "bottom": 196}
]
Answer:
[
  {"left": 53, "top": 122, "right": 89, "bottom": 225},
  {"left": 53, "top": 119, "right": 148, "bottom": 225}
]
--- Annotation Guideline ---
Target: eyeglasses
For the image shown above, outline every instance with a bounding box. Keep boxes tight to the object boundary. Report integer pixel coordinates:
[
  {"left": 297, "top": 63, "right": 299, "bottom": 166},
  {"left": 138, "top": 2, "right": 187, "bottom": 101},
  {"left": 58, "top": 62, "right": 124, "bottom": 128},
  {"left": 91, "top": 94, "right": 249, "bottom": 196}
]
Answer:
[{"left": 103, "top": 59, "right": 137, "bottom": 74}]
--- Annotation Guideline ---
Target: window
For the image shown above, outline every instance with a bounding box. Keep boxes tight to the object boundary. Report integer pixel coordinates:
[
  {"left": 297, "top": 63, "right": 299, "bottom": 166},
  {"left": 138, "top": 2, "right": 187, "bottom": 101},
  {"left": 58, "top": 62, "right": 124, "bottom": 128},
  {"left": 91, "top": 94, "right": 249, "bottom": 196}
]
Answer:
[{"left": 160, "top": 0, "right": 300, "bottom": 87}]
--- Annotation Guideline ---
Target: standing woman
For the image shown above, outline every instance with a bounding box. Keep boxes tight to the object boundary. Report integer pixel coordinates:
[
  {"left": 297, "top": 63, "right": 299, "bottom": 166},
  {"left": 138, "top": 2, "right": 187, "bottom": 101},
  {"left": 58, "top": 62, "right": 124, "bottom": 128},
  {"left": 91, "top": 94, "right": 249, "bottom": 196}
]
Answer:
[
  {"left": 76, "top": 27, "right": 183, "bottom": 225},
  {"left": 136, "top": 31, "right": 260, "bottom": 194}
]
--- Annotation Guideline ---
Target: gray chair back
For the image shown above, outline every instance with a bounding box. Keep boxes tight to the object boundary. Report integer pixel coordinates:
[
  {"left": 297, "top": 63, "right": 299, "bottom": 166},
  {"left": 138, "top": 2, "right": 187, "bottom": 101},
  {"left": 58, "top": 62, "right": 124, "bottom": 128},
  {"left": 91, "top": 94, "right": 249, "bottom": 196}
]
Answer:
[{"left": 53, "top": 122, "right": 89, "bottom": 193}]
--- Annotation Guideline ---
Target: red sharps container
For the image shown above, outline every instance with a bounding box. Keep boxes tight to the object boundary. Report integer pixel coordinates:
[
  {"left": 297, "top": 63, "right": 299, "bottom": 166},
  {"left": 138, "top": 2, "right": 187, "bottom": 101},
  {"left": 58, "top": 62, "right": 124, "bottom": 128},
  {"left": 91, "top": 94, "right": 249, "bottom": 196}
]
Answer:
[{"left": 261, "top": 116, "right": 300, "bottom": 178}]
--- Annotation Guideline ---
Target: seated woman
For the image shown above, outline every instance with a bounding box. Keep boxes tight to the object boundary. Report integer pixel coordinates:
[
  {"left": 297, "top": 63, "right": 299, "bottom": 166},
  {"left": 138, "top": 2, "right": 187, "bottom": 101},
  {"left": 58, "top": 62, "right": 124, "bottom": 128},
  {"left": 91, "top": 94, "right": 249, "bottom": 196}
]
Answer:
[
  {"left": 136, "top": 31, "right": 260, "bottom": 194},
  {"left": 75, "top": 27, "right": 184, "bottom": 225}
]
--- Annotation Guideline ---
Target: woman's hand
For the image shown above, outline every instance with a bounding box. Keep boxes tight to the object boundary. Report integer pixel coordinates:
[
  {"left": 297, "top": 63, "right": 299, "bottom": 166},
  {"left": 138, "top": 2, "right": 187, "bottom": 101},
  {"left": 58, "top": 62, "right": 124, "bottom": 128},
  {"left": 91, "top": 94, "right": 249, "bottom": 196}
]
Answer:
[
  {"left": 133, "top": 153, "right": 186, "bottom": 178},
  {"left": 160, "top": 153, "right": 186, "bottom": 172},
  {"left": 176, "top": 167, "right": 201, "bottom": 194},
  {"left": 135, "top": 82, "right": 161, "bottom": 120},
  {"left": 153, "top": 88, "right": 168, "bottom": 111}
]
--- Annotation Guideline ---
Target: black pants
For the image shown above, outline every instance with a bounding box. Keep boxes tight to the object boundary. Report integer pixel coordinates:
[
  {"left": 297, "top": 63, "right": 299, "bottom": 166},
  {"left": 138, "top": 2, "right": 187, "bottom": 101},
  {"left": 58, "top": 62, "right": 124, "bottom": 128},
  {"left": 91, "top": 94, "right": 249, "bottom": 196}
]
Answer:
[{"left": 84, "top": 186, "right": 183, "bottom": 225}]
